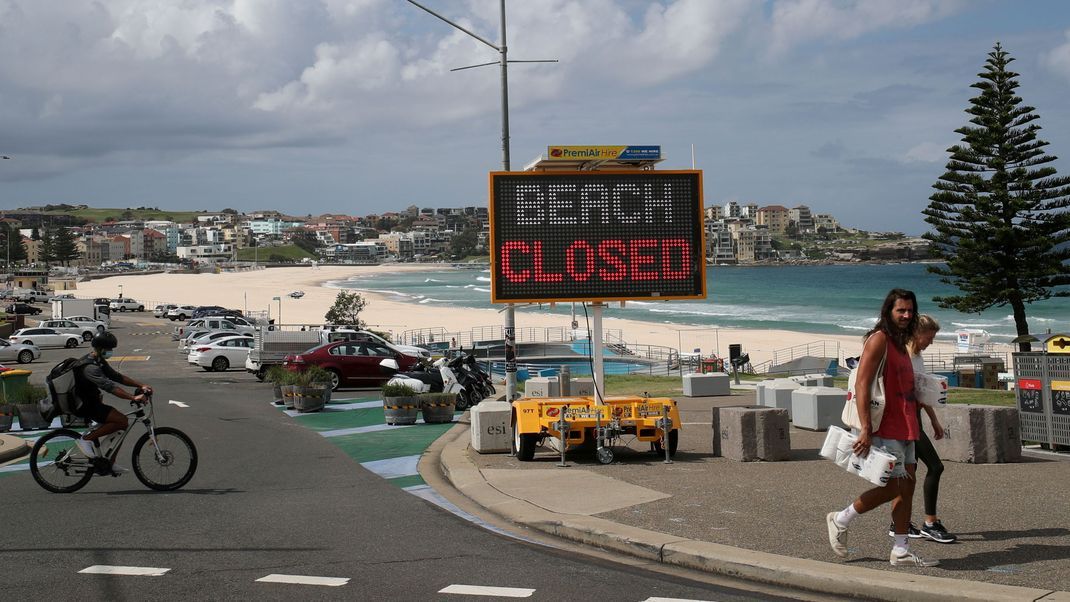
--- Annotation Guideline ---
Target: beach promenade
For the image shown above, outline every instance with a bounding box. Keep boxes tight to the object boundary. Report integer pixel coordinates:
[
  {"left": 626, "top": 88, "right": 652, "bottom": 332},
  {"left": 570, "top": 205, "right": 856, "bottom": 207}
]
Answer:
[
  {"left": 73, "top": 265, "right": 983, "bottom": 367},
  {"left": 426, "top": 388, "right": 1070, "bottom": 601}
]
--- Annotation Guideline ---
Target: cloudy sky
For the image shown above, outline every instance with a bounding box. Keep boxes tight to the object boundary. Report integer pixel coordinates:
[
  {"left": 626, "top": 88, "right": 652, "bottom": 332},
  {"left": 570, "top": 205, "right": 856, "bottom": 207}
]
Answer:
[{"left": 2, "top": 0, "right": 1070, "bottom": 234}]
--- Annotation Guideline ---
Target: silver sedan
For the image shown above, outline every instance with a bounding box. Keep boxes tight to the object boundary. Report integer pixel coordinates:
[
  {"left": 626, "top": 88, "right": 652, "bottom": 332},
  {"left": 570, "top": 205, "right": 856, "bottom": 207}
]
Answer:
[{"left": 0, "top": 338, "right": 42, "bottom": 364}]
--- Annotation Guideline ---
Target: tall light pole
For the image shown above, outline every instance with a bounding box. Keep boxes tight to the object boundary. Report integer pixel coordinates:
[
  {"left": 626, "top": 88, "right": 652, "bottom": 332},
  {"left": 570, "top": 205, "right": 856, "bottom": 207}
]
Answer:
[
  {"left": 407, "top": 0, "right": 555, "bottom": 402},
  {"left": 273, "top": 296, "right": 281, "bottom": 325}
]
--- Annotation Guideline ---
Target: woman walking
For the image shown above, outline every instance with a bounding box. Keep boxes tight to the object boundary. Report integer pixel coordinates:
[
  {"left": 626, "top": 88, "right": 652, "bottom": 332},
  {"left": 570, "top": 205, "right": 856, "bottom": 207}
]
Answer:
[
  {"left": 825, "top": 289, "right": 939, "bottom": 567},
  {"left": 896, "top": 315, "right": 957, "bottom": 543}
]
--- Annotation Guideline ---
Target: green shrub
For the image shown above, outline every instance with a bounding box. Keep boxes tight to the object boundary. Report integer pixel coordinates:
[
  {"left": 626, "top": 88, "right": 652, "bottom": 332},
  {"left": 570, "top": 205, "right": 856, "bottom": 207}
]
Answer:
[
  {"left": 303, "top": 365, "right": 333, "bottom": 386},
  {"left": 381, "top": 382, "right": 417, "bottom": 397},
  {"left": 265, "top": 365, "right": 296, "bottom": 385},
  {"left": 11, "top": 385, "right": 46, "bottom": 404}
]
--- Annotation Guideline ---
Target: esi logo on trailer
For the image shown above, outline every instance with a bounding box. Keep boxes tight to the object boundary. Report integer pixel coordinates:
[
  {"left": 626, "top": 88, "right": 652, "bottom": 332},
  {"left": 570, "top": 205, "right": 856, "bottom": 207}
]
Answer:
[{"left": 488, "top": 170, "right": 706, "bottom": 303}]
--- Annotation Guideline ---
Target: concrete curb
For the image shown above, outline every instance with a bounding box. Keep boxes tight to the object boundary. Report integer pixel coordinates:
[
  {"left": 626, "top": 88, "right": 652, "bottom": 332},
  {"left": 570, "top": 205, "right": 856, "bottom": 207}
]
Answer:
[
  {"left": 437, "top": 422, "right": 1065, "bottom": 602},
  {"left": 0, "top": 434, "right": 30, "bottom": 465}
]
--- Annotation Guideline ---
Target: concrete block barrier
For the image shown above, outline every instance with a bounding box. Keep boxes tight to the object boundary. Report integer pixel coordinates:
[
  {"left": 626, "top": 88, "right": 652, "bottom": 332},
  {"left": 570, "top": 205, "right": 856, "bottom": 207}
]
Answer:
[
  {"left": 714, "top": 406, "right": 790, "bottom": 462},
  {"left": 790, "top": 386, "right": 846, "bottom": 431},
  {"left": 471, "top": 401, "right": 512, "bottom": 453},
  {"left": 525, "top": 377, "right": 560, "bottom": 398},
  {"left": 928, "top": 404, "right": 1022, "bottom": 463},
  {"left": 683, "top": 372, "right": 731, "bottom": 397},
  {"left": 765, "top": 378, "right": 801, "bottom": 419},
  {"left": 791, "top": 373, "right": 834, "bottom": 387}
]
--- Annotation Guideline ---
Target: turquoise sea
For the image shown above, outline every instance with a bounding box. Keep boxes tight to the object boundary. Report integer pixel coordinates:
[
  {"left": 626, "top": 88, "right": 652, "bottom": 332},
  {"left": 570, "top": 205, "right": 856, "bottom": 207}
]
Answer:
[{"left": 330, "top": 263, "right": 1070, "bottom": 344}]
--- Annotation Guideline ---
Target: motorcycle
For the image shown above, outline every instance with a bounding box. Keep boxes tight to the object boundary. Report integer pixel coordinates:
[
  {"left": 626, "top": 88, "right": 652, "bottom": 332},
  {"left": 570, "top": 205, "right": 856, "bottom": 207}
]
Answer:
[
  {"left": 462, "top": 353, "right": 496, "bottom": 401},
  {"left": 380, "top": 350, "right": 492, "bottom": 411}
]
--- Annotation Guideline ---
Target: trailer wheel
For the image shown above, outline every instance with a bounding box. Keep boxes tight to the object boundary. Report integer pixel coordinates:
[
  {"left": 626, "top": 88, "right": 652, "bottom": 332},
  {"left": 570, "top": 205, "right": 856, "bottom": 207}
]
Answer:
[
  {"left": 596, "top": 447, "right": 614, "bottom": 464},
  {"left": 652, "top": 429, "right": 679, "bottom": 457},
  {"left": 512, "top": 411, "right": 537, "bottom": 461}
]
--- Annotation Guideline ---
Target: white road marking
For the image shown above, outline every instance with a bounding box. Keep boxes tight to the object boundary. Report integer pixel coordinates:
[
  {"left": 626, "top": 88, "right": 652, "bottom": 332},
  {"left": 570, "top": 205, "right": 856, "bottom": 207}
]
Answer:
[
  {"left": 642, "top": 598, "right": 718, "bottom": 602},
  {"left": 360, "top": 455, "right": 420, "bottom": 479},
  {"left": 79, "top": 565, "right": 170, "bottom": 576},
  {"left": 318, "top": 423, "right": 415, "bottom": 437},
  {"left": 255, "top": 574, "right": 349, "bottom": 587},
  {"left": 168, "top": 400, "right": 189, "bottom": 408},
  {"left": 133, "top": 348, "right": 142, "bottom": 352},
  {"left": 439, "top": 584, "right": 535, "bottom": 597}
]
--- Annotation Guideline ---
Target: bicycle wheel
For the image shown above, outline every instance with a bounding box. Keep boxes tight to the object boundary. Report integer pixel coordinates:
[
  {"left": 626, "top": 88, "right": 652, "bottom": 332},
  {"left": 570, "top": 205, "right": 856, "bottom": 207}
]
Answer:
[
  {"left": 30, "top": 429, "right": 95, "bottom": 493},
  {"left": 132, "top": 427, "right": 198, "bottom": 491}
]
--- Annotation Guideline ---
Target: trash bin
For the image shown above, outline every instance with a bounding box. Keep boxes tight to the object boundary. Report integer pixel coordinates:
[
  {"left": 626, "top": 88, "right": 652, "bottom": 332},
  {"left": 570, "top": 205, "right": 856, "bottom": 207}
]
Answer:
[
  {"left": 1013, "top": 334, "right": 1070, "bottom": 450},
  {"left": 0, "top": 369, "right": 32, "bottom": 402}
]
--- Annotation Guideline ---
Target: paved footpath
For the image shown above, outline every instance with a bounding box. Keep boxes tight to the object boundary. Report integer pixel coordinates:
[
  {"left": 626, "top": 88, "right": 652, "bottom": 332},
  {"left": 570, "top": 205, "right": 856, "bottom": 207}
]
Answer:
[{"left": 435, "top": 389, "right": 1070, "bottom": 602}]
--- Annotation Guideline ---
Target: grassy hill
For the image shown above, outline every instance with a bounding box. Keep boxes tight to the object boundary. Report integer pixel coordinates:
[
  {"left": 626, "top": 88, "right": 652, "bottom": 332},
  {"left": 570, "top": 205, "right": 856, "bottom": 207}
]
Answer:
[
  {"left": 33, "top": 206, "right": 205, "bottom": 223},
  {"left": 236, "top": 245, "right": 316, "bottom": 262}
]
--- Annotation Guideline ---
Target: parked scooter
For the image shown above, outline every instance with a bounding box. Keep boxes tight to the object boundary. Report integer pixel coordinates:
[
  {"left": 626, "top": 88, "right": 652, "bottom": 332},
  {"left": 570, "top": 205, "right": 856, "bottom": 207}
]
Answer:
[
  {"left": 462, "top": 353, "right": 496, "bottom": 401},
  {"left": 380, "top": 350, "right": 490, "bottom": 411}
]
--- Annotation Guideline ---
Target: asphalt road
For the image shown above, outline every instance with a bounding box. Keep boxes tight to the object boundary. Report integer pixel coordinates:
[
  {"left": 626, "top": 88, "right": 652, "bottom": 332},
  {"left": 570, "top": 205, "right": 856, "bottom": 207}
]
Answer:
[{"left": 2, "top": 311, "right": 816, "bottom": 601}]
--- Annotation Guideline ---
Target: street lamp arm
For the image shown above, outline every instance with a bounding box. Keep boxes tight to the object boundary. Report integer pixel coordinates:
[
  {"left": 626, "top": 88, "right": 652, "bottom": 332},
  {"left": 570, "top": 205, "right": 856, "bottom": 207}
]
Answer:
[
  {"left": 450, "top": 60, "right": 501, "bottom": 72},
  {"left": 406, "top": 0, "right": 500, "bottom": 51}
]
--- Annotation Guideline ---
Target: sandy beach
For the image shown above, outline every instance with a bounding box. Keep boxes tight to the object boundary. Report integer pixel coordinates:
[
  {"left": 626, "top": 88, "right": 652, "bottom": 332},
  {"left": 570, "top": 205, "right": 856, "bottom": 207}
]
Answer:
[{"left": 72, "top": 265, "right": 968, "bottom": 365}]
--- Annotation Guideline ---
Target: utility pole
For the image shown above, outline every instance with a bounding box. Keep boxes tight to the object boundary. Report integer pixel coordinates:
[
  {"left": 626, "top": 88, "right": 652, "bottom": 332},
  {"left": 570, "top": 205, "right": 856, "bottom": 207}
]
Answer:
[{"left": 407, "top": 0, "right": 555, "bottom": 403}]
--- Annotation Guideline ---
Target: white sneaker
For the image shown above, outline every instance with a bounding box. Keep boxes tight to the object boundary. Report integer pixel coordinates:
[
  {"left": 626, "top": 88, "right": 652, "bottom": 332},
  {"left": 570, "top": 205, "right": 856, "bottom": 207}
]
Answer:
[
  {"left": 890, "top": 550, "right": 939, "bottom": 567},
  {"left": 75, "top": 438, "right": 98, "bottom": 458},
  {"left": 109, "top": 463, "right": 129, "bottom": 476},
  {"left": 826, "top": 512, "right": 848, "bottom": 558}
]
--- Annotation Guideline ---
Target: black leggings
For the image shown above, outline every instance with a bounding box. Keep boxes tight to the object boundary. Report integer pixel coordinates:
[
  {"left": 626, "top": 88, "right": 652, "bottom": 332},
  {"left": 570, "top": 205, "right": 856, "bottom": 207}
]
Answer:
[{"left": 914, "top": 427, "right": 944, "bottom": 517}]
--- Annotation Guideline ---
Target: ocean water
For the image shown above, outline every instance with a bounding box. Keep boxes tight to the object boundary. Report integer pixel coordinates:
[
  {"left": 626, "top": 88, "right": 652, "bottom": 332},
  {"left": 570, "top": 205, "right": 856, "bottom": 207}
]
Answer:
[{"left": 330, "top": 263, "right": 1070, "bottom": 344}]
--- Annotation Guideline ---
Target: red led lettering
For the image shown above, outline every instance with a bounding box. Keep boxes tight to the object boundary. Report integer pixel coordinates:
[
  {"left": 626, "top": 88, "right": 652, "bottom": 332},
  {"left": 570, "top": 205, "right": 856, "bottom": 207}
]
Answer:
[
  {"left": 598, "top": 240, "right": 627, "bottom": 281},
  {"left": 662, "top": 238, "right": 690, "bottom": 280},
  {"left": 501, "top": 241, "right": 531, "bottom": 283},
  {"left": 629, "top": 238, "right": 658, "bottom": 280},
  {"left": 565, "top": 240, "right": 594, "bottom": 282},
  {"left": 532, "top": 241, "right": 563, "bottom": 282}
]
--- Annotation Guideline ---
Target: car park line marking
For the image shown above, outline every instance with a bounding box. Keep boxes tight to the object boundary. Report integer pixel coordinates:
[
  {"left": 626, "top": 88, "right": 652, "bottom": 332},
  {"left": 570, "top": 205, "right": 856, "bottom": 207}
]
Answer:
[
  {"left": 168, "top": 400, "right": 189, "bottom": 408},
  {"left": 110, "top": 355, "right": 150, "bottom": 361},
  {"left": 405, "top": 484, "right": 545, "bottom": 545},
  {"left": 255, "top": 574, "right": 349, "bottom": 587},
  {"left": 79, "top": 565, "right": 170, "bottom": 576},
  {"left": 642, "top": 598, "right": 717, "bottom": 602},
  {"left": 439, "top": 584, "right": 535, "bottom": 597},
  {"left": 133, "top": 348, "right": 142, "bottom": 352},
  {"left": 360, "top": 454, "right": 420, "bottom": 479}
]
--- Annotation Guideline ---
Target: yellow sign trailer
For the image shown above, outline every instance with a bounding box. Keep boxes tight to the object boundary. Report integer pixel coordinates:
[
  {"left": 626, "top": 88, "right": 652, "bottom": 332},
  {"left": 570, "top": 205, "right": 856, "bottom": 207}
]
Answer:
[{"left": 511, "top": 395, "right": 680, "bottom": 464}]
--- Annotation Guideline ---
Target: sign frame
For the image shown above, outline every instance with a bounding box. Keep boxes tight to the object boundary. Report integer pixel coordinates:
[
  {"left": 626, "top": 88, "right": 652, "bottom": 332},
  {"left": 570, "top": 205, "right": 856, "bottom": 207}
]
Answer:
[{"left": 488, "top": 169, "right": 706, "bottom": 304}]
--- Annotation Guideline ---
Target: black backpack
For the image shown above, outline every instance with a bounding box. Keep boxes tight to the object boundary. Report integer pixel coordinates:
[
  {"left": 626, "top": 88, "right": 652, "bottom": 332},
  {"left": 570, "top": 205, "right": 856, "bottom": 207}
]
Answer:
[{"left": 44, "top": 357, "right": 90, "bottom": 419}]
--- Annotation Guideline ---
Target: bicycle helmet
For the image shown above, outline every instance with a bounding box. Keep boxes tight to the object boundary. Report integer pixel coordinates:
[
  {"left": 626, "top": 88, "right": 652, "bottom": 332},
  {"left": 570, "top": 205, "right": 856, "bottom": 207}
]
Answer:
[{"left": 91, "top": 331, "right": 118, "bottom": 351}]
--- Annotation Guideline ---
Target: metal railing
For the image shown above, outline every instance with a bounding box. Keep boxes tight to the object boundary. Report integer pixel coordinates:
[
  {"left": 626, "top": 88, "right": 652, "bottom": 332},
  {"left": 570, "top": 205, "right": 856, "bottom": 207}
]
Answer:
[{"left": 397, "top": 325, "right": 624, "bottom": 349}]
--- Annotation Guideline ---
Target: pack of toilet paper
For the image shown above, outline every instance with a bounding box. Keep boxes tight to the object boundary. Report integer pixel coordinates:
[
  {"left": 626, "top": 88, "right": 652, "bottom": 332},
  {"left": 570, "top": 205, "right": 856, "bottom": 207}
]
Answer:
[
  {"left": 820, "top": 425, "right": 898, "bottom": 486},
  {"left": 915, "top": 372, "right": 948, "bottom": 406}
]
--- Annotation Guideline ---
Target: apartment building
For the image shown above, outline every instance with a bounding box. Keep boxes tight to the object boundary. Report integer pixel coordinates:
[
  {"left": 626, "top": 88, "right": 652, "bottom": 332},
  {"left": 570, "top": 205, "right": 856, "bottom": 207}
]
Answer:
[{"left": 756, "top": 205, "right": 790, "bottom": 234}]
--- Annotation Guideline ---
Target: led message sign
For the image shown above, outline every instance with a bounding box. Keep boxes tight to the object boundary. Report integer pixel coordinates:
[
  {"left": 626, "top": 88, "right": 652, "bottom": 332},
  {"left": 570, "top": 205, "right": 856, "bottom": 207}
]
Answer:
[{"left": 489, "top": 170, "right": 706, "bottom": 303}]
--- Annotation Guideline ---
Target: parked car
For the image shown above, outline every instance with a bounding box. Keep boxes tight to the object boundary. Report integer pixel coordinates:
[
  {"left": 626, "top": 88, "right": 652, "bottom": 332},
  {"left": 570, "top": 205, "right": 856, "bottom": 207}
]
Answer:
[
  {"left": 8, "top": 327, "right": 81, "bottom": 349},
  {"left": 154, "top": 303, "right": 178, "bottom": 318},
  {"left": 110, "top": 298, "right": 145, "bottom": 312},
  {"left": 39, "top": 319, "right": 97, "bottom": 342},
  {"left": 93, "top": 297, "right": 112, "bottom": 306},
  {"left": 284, "top": 340, "right": 419, "bottom": 391},
  {"left": 66, "top": 315, "right": 108, "bottom": 334},
  {"left": 167, "top": 305, "right": 199, "bottom": 321},
  {"left": 188, "top": 331, "right": 253, "bottom": 348},
  {"left": 188, "top": 335, "right": 255, "bottom": 372},
  {"left": 0, "top": 338, "right": 42, "bottom": 364},
  {"left": 191, "top": 306, "right": 244, "bottom": 320},
  {"left": 177, "top": 317, "right": 256, "bottom": 339},
  {"left": 47, "top": 292, "right": 77, "bottom": 302},
  {"left": 4, "top": 303, "right": 42, "bottom": 315}
]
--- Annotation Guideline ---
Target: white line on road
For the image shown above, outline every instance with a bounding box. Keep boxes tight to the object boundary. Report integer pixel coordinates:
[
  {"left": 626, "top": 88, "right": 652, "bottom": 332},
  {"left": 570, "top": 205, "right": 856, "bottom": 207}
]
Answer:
[
  {"left": 79, "top": 565, "right": 170, "bottom": 576},
  {"left": 439, "top": 584, "right": 535, "bottom": 597},
  {"left": 637, "top": 594, "right": 714, "bottom": 598},
  {"left": 318, "top": 423, "right": 414, "bottom": 437},
  {"left": 255, "top": 574, "right": 349, "bottom": 587},
  {"left": 360, "top": 454, "right": 420, "bottom": 479},
  {"left": 168, "top": 400, "right": 189, "bottom": 408}
]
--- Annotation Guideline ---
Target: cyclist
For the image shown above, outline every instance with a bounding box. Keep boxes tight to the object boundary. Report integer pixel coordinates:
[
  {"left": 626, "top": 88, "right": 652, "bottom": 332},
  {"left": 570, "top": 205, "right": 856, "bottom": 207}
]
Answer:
[{"left": 72, "top": 332, "right": 153, "bottom": 474}]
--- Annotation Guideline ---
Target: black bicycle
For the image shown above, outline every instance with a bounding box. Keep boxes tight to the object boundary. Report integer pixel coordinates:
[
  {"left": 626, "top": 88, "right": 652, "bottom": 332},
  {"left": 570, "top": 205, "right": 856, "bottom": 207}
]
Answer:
[{"left": 29, "top": 391, "right": 198, "bottom": 493}]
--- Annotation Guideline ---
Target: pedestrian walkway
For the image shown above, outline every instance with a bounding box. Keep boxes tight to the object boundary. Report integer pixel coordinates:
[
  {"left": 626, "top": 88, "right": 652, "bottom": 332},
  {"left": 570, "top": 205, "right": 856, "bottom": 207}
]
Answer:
[{"left": 431, "top": 390, "right": 1070, "bottom": 601}]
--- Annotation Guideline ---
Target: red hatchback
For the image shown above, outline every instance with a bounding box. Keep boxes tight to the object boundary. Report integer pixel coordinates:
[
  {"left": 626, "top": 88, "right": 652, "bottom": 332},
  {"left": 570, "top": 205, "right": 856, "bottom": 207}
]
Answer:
[{"left": 284, "top": 340, "right": 419, "bottom": 391}]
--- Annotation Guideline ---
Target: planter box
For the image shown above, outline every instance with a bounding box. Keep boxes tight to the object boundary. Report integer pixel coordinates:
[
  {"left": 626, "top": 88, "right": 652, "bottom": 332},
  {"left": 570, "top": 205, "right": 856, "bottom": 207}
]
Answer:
[
  {"left": 420, "top": 394, "right": 456, "bottom": 424},
  {"left": 295, "top": 387, "right": 327, "bottom": 413},
  {"left": 15, "top": 404, "right": 49, "bottom": 430},
  {"left": 281, "top": 385, "right": 297, "bottom": 409},
  {"left": 384, "top": 396, "right": 419, "bottom": 425}
]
